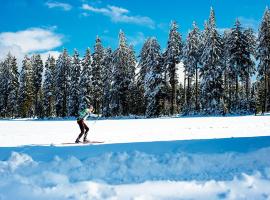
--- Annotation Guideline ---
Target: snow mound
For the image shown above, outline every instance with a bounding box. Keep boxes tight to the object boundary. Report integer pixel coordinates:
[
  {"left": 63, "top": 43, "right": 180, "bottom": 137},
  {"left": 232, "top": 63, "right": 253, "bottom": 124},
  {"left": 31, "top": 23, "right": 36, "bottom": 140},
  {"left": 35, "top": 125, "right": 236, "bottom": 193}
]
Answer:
[
  {"left": 0, "top": 146, "right": 270, "bottom": 199},
  {"left": 0, "top": 164, "right": 270, "bottom": 200}
]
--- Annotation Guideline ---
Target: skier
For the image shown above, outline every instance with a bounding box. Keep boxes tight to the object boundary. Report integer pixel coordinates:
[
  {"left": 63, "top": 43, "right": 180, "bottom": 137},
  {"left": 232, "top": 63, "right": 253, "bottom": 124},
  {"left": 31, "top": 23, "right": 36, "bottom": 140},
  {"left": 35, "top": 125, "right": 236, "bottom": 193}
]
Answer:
[{"left": 75, "top": 105, "right": 98, "bottom": 143}]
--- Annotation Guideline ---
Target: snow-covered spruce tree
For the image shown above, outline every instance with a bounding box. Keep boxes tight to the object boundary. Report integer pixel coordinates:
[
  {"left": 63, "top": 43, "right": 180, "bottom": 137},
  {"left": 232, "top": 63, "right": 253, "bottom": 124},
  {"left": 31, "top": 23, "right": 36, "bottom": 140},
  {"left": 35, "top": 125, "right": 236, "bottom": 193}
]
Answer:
[
  {"left": 0, "top": 53, "right": 19, "bottom": 118},
  {"left": 18, "top": 56, "right": 34, "bottom": 118},
  {"left": 257, "top": 7, "right": 270, "bottom": 113},
  {"left": 79, "top": 48, "right": 93, "bottom": 110},
  {"left": 242, "top": 28, "right": 256, "bottom": 111},
  {"left": 222, "top": 29, "right": 233, "bottom": 114},
  {"left": 226, "top": 20, "right": 256, "bottom": 113},
  {"left": 55, "top": 49, "right": 71, "bottom": 117},
  {"left": 183, "top": 21, "right": 202, "bottom": 114},
  {"left": 68, "top": 50, "right": 81, "bottom": 117},
  {"left": 91, "top": 36, "right": 104, "bottom": 114},
  {"left": 102, "top": 48, "right": 113, "bottom": 117},
  {"left": 200, "top": 8, "right": 224, "bottom": 114},
  {"left": 137, "top": 38, "right": 151, "bottom": 115},
  {"left": 164, "top": 21, "right": 183, "bottom": 115},
  {"left": 126, "top": 45, "right": 137, "bottom": 115},
  {"left": 31, "top": 54, "right": 43, "bottom": 117},
  {"left": 111, "top": 30, "right": 135, "bottom": 116},
  {"left": 144, "top": 37, "right": 163, "bottom": 118},
  {"left": 43, "top": 55, "right": 56, "bottom": 118}
]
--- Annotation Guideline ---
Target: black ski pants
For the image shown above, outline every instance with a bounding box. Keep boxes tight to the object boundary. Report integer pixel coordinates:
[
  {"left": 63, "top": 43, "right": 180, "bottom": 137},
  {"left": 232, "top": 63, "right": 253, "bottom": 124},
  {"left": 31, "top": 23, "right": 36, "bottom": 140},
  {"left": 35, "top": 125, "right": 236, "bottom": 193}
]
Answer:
[{"left": 77, "top": 119, "right": 89, "bottom": 140}]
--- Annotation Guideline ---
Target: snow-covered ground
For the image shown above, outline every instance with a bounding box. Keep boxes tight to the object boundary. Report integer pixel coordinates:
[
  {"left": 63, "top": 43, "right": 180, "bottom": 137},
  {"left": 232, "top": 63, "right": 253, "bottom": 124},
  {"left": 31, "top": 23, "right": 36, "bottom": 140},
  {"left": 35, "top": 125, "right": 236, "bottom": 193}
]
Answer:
[
  {"left": 0, "top": 115, "right": 270, "bottom": 199},
  {"left": 1, "top": 115, "right": 270, "bottom": 146}
]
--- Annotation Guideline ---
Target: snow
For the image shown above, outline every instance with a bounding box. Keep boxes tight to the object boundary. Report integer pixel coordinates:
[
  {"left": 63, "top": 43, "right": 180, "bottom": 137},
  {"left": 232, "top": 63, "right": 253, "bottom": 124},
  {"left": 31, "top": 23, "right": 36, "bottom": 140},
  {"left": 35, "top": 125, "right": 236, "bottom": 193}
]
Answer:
[
  {"left": 1, "top": 115, "right": 270, "bottom": 147},
  {"left": 0, "top": 115, "right": 270, "bottom": 199}
]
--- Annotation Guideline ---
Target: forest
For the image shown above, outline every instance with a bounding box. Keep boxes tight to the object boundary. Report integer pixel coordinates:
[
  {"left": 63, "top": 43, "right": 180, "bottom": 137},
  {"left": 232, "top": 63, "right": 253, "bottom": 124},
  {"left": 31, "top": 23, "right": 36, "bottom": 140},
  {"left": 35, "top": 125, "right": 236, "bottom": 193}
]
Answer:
[{"left": 0, "top": 7, "right": 270, "bottom": 118}]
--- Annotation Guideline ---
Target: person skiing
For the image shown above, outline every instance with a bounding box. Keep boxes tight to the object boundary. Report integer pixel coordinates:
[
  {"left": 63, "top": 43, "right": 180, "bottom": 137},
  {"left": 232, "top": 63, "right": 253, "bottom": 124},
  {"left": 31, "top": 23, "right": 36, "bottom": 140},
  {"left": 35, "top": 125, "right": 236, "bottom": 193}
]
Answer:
[{"left": 75, "top": 105, "right": 98, "bottom": 143}]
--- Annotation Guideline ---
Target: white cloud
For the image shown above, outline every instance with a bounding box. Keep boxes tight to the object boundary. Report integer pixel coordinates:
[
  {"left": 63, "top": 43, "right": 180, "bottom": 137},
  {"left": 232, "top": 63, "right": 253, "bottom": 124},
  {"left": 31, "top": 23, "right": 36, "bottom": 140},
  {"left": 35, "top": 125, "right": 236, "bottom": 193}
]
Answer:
[
  {"left": 45, "top": 1, "right": 72, "bottom": 11},
  {"left": 0, "top": 27, "right": 63, "bottom": 65},
  {"left": 82, "top": 4, "right": 155, "bottom": 28}
]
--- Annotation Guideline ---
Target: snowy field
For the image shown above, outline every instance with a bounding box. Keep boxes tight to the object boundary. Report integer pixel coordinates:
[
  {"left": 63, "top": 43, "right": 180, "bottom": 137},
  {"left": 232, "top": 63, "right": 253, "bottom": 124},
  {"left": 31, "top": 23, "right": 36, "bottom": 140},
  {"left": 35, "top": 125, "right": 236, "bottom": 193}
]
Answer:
[{"left": 0, "top": 115, "right": 270, "bottom": 199}]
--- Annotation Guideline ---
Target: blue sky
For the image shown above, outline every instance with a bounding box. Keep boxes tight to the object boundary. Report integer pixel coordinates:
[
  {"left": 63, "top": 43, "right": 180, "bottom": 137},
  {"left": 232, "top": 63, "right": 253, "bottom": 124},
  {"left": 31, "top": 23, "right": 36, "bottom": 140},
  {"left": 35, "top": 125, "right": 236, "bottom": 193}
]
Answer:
[{"left": 0, "top": 0, "right": 269, "bottom": 64}]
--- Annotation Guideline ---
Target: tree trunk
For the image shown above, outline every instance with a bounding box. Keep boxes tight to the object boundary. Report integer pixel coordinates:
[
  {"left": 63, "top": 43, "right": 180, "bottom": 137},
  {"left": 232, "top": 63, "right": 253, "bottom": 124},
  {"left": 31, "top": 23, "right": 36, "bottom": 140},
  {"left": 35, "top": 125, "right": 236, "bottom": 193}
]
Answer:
[
  {"left": 245, "top": 75, "right": 250, "bottom": 110},
  {"left": 170, "top": 82, "right": 176, "bottom": 115},
  {"left": 184, "top": 71, "right": 187, "bottom": 105},
  {"left": 264, "top": 72, "right": 268, "bottom": 113},
  {"left": 187, "top": 76, "right": 190, "bottom": 110},
  {"left": 195, "top": 63, "right": 198, "bottom": 112},
  {"left": 236, "top": 76, "right": 239, "bottom": 109}
]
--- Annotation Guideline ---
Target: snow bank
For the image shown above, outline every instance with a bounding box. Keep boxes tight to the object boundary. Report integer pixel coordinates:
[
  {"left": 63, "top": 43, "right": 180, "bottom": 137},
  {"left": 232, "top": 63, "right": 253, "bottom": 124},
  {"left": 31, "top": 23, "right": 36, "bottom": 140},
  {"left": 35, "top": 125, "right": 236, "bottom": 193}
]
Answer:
[{"left": 0, "top": 152, "right": 270, "bottom": 199}]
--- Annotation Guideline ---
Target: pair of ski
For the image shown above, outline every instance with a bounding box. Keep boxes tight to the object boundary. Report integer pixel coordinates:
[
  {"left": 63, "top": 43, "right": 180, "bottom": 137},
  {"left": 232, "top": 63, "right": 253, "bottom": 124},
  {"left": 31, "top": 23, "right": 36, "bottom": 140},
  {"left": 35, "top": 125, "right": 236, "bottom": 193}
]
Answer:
[{"left": 62, "top": 140, "right": 104, "bottom": 145}]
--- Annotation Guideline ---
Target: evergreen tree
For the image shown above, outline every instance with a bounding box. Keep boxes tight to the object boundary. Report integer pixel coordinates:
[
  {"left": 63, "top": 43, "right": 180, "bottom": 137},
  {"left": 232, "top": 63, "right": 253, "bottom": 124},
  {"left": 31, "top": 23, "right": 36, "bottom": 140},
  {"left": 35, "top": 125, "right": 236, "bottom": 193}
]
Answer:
[
  {"left": 91, "top": 36, "right": 104, "bottom": 114},
  {"left": 55, "top": 49, "right": 71, "bottom": 117},
  {"left": 137, "top": 39, "right": 151, "bottom": 115},
  {"left": 43, "top": 56, "right": 56, "bottom": 117},
  {"left": 31, "top": 54, "right": 43, "bottom": 117},
  {"left": 223, "top": 29, "right": 232, "bottom": 114},
  {"left": 0, "top": 53, "right": 19, "bottom": 117},
  {"left": 102, "top": 48, "right": 113, "bottom": 117},
  {"left": 126, "top": 45, "right": 137, "bottom": 114},
  {"left": 200, "top": 8, "right": 224, "bottom": 114},
  {"left": 257, "top": 7, "right": 270, "bottom": 113},
  {"left": 18, "top": 56, "right": 34, "bottom": 118},
  {"left": 144, "top": 37, "right": 163, "bottom": 117},
  {"left": 79, "top": 48, "right": 93, "bottom": 110},
  {"left": 68, "top": 50, "right": 81, "bottom": 116},
  {"left": 226, "top": 20, "right": 256, "bottom": 112},
  {"left": 241, "top": 28, "right": 256, "bottom": 111},
  {"left": 111, "top": 30, "right": 134, "bottom": 116},
  {"left": 183, "top": 22, "right": 202, "bottom": 113},
  {"left": 164, "top": 21, "right": 183, "bottom": 114}
]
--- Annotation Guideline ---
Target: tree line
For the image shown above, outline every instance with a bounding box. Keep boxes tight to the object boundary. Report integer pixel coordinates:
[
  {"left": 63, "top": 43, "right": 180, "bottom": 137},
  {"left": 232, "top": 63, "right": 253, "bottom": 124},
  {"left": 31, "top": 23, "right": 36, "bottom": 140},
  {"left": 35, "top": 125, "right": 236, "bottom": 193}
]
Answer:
[{"left": 0, "top": 7, "right": 270, "bottom": 118}]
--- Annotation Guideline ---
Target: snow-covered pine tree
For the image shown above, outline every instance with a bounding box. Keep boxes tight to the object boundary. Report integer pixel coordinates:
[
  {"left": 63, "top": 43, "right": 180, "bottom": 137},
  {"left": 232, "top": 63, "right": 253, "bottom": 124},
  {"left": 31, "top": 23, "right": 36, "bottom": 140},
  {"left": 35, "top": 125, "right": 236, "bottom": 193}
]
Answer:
[
  {"left": 242, "top": 28, "right": 256, "bottom": 111},
  {"left": 201, "top": 20, "right": 210, "bottom": 49},
  {"left": 144, "top": 37, "right": 163, "bottom": 117},
  {"left": 226, "top": 20, "right": 256, "bottom": 113},
  {"left": 183, "top": 21, "right": 202, "bottom": 114},
  {"left": 68, "top": 50, "right": 81, "bottom": 117},
  {"left": 91, "top": 36, "right": 104, "bottom": 114},
  {"left": 222, "top": 29, "right": 232, "bottom": 114},
  {"left": 79, "top": 48, "right": 93, "bottom": 110},
  {"left": 31, "top": 54, "right": 43, "bottom": 117},
  {"left": 137, "top": 38, "right": 151, "bottom": 115},
  {"left": 200, "top": 7, "right": 224, "bottom": 114},
  {"left": 0, "top": 53, "right": 19, "bottom": 118},
  {"left": 126, "top": 45, "right": 137, "bottom": 114},
  {"left": 164, "top": 21, "right": 183, "bottom": 115},
  {"left": 257, "top": 7, "right": 270, "bottom": 113},
  {"left": 55, "top": 49, "right": 71, "bottom": 117},
  {"left": 43, "top": 55, "right": 56, "bottom": 118},
  {"left": 102, "top": 48, "right": 113, "bottom": 117},
  {"left": 18, "top": 56, "right": 34, "bottom": 118},
  {"left": 111, "top": 30, "right": 134, "bottom": 116}
]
